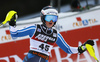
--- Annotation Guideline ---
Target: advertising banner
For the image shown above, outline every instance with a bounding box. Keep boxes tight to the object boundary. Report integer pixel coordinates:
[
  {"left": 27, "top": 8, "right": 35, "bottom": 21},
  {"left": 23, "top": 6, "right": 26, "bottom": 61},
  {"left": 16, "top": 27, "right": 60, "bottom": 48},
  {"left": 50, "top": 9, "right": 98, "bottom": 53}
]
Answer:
[{"left": 0, "top": 25, "right": 100, "bottom": 62}]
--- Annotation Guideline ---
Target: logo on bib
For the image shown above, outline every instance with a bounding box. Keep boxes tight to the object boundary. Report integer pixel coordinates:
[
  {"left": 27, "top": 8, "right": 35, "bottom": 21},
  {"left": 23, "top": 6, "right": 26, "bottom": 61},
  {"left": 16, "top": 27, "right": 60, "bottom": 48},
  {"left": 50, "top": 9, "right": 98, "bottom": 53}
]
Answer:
[{"left": 35, "top": 34, "right": 55, "bottom": 42}]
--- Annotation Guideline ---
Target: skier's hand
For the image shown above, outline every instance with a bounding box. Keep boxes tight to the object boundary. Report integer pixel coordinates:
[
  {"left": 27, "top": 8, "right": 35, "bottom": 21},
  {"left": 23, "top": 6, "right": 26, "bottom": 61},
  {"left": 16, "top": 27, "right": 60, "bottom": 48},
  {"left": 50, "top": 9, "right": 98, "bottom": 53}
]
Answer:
[
  {"left": 78, "top": 45, "right": 87, "bottom": 54},
  {"left": 78, "top": 39, "right": 94, "bottom": 54},
  {"left": 9, "top": 14, "right": 17, "bottom": 26}
]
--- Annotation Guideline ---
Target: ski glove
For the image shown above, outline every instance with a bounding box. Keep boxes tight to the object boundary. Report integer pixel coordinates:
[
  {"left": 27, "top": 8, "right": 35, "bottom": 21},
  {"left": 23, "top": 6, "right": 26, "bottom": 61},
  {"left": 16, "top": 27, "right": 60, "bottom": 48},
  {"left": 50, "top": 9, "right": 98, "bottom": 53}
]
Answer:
[
  {"left": 78, "top": 39, "right": 94, "bottom": 54},
  {"left": 9, "top": 14, "right": 17, "bottom": 26}
]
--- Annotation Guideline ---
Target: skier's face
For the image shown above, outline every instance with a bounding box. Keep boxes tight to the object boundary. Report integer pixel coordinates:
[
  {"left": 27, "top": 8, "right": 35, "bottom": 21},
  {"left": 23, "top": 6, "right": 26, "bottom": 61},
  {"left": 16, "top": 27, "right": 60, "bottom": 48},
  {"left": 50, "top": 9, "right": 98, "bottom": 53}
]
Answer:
[
  {"left": 45, "top": 20, "right": 54, "bottom": 28},
  {"left": 44, "top": 15, "right": 58, "bottom": 28}
]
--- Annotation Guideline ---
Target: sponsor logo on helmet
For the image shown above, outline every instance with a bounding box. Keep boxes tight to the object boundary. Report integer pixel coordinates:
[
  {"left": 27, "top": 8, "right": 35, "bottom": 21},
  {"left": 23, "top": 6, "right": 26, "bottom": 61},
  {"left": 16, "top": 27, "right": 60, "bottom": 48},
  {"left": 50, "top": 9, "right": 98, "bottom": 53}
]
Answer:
[{"left": 47, "top": 12, "right": 57, "bottom": 15}]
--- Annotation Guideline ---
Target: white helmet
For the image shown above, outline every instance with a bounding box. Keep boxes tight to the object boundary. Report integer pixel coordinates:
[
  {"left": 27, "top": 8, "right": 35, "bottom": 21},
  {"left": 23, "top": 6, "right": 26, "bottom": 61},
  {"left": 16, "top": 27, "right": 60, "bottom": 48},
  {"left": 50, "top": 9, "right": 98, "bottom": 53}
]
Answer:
[{"left": 40, "top": 6, "right": 58, "bottom": 26}]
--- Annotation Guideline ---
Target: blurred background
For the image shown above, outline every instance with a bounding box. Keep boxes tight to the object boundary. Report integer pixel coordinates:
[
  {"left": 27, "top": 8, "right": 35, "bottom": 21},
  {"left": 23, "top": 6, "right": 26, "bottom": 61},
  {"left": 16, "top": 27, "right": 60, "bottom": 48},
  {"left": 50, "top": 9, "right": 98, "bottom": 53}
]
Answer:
[{"left": 0, "top": 0, "right": 100, "bottom": 22}]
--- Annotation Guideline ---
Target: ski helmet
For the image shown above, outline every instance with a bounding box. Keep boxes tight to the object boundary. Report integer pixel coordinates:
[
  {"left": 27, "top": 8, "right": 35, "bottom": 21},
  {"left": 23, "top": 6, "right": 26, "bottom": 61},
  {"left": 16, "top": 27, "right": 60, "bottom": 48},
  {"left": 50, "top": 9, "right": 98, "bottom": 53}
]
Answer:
[{"left": 40, "top": 6, "right": 58, "bottom": 26}]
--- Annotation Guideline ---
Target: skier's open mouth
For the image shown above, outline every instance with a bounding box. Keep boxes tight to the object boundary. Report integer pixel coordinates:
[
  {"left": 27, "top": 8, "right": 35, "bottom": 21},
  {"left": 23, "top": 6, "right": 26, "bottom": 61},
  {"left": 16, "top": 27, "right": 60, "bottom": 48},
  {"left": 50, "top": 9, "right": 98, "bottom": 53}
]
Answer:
[{"left": 49, "top": 23, "right": 52, "bottom": 25}]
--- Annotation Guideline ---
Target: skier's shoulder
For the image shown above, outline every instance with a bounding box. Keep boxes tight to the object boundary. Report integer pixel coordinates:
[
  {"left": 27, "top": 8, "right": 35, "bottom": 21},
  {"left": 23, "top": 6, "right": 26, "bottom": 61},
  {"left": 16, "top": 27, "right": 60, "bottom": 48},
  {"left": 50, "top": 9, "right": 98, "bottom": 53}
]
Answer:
[
  {"left": 23, "top": 24, "right": 37, "bottom": 29},
  {"left": 52, "top": 27, "right": 58, "bottom": 33}
]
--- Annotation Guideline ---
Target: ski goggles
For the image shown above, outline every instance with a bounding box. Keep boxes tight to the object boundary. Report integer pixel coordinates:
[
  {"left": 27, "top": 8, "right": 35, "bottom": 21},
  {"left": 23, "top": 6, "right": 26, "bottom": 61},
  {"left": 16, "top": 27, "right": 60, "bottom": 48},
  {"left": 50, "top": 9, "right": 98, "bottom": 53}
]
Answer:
[{"left": 45, "top": 15, "right": 58, "bottom": 22}]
